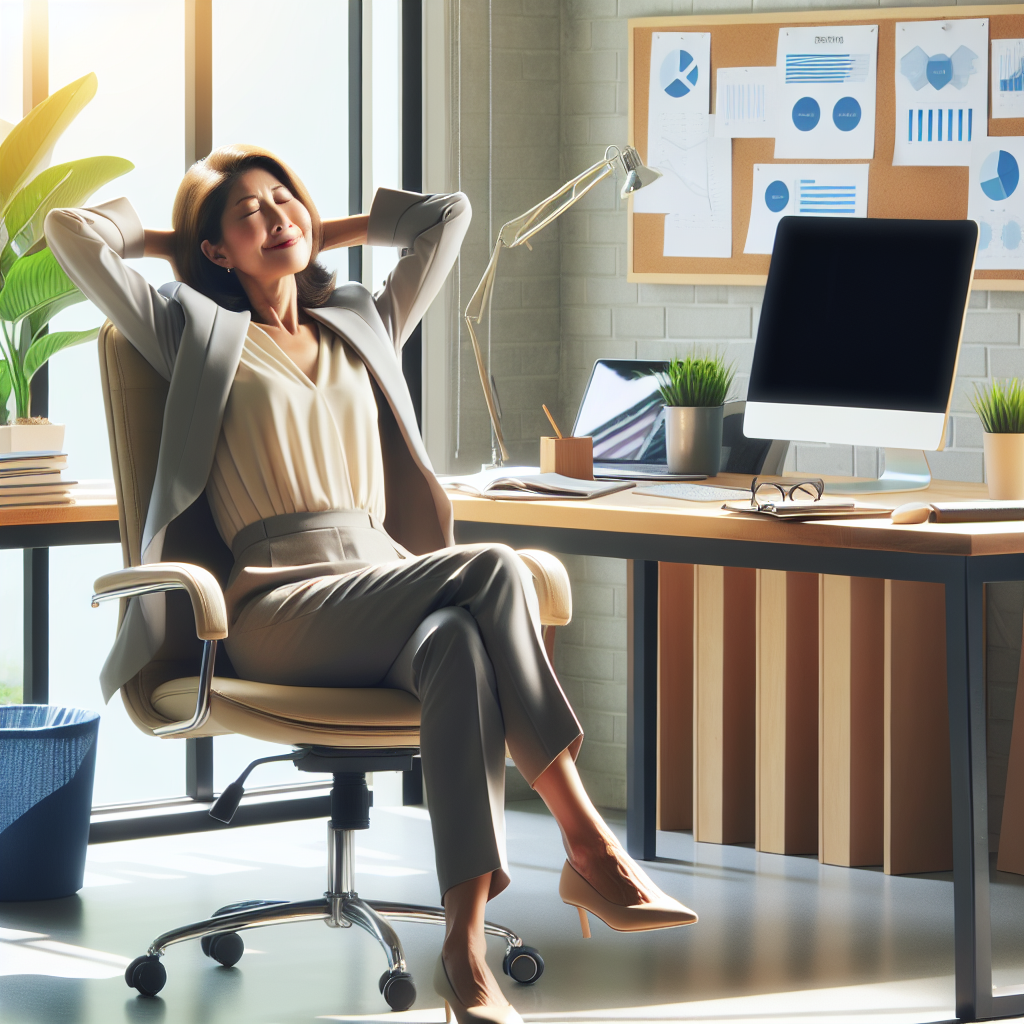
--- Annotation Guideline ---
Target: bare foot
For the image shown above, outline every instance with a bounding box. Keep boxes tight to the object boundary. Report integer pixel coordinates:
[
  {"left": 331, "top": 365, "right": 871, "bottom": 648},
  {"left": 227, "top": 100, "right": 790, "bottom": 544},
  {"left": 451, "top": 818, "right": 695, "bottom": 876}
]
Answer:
[
  {"left": 441, "top": 931, "right": 507, "bottom": 1011},
  {"left": 565, "top": 825, "right": 665, "bottom": 908}
]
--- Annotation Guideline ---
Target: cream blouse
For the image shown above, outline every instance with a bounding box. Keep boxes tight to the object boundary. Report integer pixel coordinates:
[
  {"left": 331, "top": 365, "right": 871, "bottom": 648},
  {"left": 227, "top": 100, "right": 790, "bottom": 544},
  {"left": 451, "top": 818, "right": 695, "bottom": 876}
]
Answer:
[{"left": 207, "top": 321, "right": 386, "bottom": 547}]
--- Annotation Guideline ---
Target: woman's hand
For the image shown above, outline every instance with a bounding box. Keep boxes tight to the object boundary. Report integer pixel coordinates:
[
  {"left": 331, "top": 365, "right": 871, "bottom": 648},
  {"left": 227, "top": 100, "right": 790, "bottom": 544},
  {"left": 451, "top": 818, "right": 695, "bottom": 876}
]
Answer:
[{"left": 321, "top": 214, "right": 369, "bottom": 251}]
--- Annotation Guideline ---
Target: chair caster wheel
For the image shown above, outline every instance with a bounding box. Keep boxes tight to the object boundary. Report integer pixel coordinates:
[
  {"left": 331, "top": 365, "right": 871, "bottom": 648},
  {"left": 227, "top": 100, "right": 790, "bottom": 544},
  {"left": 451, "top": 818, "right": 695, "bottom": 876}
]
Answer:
[
  {"left": 379, "top": 970, "right": 416, "bottom": 1011},
  {"left": 125, "top": 954, "right": 166, "bottom": 996},
  {"left": 200, "top": 931, "right": 244, "bottom": 967},
  {"left": 503, "top": 945, "right": 544, "bottom": 985}
]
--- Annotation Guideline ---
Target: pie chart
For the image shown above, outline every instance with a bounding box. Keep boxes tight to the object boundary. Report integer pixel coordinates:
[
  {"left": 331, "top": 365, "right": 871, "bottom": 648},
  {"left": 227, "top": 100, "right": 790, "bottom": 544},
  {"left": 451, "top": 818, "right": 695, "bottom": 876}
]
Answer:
[
  {"left": 980, "top": 150, "right": 1020, "bottom": 201},
  {"left": 660, "top": 49, "right": 699, "bottom": 98}
]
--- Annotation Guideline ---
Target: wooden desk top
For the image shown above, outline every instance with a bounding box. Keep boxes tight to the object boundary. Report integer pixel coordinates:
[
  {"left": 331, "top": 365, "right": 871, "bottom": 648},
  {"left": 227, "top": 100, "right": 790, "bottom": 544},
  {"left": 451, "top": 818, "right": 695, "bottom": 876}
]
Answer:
[
  {"left": 450, "top": 474, "right": 1024, "bottom": 558},
  {"left": 0, "top": 481, "right": 119, "bottom": 529},
  {"left": 11, "top": 477, "right": 1024, "bottom": 559}
]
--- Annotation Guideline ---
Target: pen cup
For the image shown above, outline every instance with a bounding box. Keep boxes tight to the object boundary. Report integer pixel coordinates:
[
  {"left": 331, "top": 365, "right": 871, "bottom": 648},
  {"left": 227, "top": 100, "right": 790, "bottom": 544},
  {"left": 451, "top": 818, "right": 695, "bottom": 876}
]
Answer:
[{"left": 540, "top": 436, "right": 593, "bottom": 480}]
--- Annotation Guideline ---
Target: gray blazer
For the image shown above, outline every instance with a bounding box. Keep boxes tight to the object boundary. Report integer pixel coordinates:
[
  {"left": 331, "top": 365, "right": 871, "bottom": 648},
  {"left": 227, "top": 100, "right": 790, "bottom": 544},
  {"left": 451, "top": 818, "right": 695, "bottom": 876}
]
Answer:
[{"left": 45, "top": 187, "right": 471, "bottom": 701}]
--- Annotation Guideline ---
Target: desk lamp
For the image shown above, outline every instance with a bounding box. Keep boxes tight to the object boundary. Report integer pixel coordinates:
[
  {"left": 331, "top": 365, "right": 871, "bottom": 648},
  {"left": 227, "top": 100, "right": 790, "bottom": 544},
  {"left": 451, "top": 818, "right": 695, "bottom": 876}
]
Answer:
[{"left": 464, "top": 145, "right": 662, "bottom": 467}]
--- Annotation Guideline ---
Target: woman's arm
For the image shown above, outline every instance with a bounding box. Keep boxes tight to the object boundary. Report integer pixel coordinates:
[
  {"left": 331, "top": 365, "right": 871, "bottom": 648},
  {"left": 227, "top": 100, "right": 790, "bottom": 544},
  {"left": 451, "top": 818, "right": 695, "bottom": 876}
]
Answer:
[
  {"left": 321, "top": 214, "right": 369, "bottom": 251},
  {"left": 367, "top": 189, "right": 472, "bottom": 354},
  {"left": 45, "top": 200, "right": 183, "bottom": 381}
]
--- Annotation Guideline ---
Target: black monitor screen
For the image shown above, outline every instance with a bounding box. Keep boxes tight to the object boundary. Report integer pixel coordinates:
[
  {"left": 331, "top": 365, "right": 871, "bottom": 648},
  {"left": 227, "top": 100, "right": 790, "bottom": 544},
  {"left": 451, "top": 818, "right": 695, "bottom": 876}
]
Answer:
[{"left": 748, "top": 217, "right": 977, "bottom": 414}]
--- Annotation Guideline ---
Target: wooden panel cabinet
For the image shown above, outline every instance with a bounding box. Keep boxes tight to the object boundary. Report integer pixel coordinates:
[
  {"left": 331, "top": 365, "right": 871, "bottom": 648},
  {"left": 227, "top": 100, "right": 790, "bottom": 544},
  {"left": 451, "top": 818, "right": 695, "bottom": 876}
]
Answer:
[
  {"left": 819, "top": 575, "right": 885, "bottom": 867},
  {"left": 756, "top": 570, "right": 818, "bottom": 855},
  {"left": 694, "top": 565, "right": 756, "bottom": 845}
]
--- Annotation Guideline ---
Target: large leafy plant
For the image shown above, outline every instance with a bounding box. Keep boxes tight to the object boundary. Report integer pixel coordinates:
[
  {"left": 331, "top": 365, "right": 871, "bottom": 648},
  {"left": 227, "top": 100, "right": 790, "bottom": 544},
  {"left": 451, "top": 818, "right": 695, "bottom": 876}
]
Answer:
[{"left": 0, "top": 73, "right": 132, "bottom": 424}]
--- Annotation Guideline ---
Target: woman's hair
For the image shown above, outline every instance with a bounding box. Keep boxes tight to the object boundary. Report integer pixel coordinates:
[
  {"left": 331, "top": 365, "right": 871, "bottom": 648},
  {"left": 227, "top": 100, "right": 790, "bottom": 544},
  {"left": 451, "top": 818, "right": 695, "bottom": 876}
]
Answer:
[{"left": 171, "top": 143, "right": 335, "bottom": 311}]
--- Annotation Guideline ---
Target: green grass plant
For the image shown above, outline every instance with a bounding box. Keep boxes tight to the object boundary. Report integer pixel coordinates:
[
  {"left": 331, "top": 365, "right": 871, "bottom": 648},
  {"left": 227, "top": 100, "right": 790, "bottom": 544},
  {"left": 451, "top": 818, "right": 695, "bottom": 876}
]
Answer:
[
  {"left": 972, "top": 379, "right": 1024, "bottom": 433},
  {"left": 651, "top": 353, "right": 736, "bottom": 408}
]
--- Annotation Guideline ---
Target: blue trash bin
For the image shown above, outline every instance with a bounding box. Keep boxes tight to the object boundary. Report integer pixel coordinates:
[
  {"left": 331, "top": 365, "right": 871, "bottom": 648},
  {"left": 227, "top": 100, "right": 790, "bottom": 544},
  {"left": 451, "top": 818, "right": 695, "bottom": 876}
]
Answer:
[{"left": 0, "top": 705, "right": 100, "bottom": 901}]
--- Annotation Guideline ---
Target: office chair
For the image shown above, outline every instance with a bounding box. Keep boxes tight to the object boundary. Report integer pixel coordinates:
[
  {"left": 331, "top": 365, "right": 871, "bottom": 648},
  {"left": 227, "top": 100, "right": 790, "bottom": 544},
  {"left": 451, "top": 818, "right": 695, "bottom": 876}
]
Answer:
[
  {"left": 91, "top": 322, "right": 572, "bottom": 1011},
  {"left": 721, "top": 401, "right": 789, "bottom": 475}
]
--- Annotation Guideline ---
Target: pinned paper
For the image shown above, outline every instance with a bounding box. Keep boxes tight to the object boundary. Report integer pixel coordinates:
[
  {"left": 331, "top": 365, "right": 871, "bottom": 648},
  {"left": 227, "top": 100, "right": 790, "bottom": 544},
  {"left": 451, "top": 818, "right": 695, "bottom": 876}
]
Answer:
[
  {"left": 969, "top": 139, "right": 1024, "bottom": 269},
  {"left": 714, "top": 67, "right": 776, "bottom": 138},
  {"left": 893, "top": 19, "right": 988, "bottom": 166},
  {"left": 634, "top": 32, "right": 731, "bottom": 258},
  {"left": 744, "top": 164, "right": 869, "bottom": 255},
  {"left": 992, "top": 39, "right": 1024, "bottom": 118},
  {"left": 773, "top": 25, "right": 878, "bottom": 160}
]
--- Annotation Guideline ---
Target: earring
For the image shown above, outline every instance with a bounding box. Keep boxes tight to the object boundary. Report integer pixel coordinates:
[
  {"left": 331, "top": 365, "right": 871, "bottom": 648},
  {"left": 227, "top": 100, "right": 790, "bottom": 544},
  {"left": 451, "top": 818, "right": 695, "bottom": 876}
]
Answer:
[{"left": 226, "top": 267, "right": 231, "bottom": 274}]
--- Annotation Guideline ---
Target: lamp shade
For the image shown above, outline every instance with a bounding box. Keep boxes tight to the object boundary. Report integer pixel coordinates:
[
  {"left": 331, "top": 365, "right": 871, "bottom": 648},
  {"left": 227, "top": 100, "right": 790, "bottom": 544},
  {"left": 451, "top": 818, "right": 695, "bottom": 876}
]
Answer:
[{"left": 618, "top": 145, "right": 662, "bottom": 197}]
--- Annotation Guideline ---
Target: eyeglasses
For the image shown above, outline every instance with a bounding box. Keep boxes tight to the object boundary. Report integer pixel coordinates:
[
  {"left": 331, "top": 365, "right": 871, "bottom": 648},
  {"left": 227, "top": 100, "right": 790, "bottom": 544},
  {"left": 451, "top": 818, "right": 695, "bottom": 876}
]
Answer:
[{"left": 749, "top": 477, "right": 824, "bottom": 510}]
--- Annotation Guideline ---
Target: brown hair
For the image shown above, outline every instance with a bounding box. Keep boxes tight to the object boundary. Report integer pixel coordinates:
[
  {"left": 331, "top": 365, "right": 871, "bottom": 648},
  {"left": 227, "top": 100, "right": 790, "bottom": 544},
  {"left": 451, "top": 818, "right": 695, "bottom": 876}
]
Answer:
[{"left": 171, "top": 144, "right": 335, "bottom": 311}]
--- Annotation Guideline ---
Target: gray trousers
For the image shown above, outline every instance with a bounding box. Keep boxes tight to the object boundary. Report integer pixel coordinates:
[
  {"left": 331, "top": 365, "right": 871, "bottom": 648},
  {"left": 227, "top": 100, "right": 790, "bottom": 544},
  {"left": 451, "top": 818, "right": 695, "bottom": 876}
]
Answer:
[{"left": 222, "top": 510, "right": 582, "bottom": 899}]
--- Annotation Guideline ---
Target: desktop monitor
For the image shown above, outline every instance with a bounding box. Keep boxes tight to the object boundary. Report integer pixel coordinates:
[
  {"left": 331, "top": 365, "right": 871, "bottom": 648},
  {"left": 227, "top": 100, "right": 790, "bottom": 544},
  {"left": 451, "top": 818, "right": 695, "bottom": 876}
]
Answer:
[{"left": 743, "top": 216, "right": 978, "bottom": 491}]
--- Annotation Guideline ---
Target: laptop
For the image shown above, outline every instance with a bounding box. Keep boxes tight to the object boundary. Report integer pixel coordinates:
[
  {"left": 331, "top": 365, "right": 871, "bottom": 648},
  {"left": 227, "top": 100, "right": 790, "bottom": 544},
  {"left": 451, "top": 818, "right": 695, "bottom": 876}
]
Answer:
[{"left": 572, "top": 359, "right": 707, "bottom": 481}]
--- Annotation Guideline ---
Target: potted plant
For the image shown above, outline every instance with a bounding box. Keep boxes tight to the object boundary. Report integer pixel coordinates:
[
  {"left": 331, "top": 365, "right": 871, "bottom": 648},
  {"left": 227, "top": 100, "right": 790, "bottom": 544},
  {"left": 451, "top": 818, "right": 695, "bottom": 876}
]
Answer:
[
  {"left": 0, "top": 73, "right": 132, "bottom": 452},
  {"left": 972, "top": 379, "right": 1024, "bottom": 499},
  {"left": 650, "top": 353, "right": 736, "bottom": 475}
]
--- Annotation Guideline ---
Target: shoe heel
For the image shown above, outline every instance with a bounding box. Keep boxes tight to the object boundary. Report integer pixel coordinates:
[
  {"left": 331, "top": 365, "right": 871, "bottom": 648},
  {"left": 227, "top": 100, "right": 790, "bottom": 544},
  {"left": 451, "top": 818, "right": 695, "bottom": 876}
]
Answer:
[
  {"left": 444, "top": 1000, "right": 452, "bottom": 1023},
  {"left": 577, "top": 906, "right": 591, "bottom": 939}
]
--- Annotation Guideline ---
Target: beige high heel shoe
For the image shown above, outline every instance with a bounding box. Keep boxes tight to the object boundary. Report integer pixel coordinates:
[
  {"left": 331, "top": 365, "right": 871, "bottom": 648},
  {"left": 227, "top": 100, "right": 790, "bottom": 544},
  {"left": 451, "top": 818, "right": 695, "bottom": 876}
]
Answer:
[
  {"left": 559, "top": 860, "right": 698, "bottom": 936},
  {"left": 433, "top": 954, "right": 524, "bottom": 1024}
]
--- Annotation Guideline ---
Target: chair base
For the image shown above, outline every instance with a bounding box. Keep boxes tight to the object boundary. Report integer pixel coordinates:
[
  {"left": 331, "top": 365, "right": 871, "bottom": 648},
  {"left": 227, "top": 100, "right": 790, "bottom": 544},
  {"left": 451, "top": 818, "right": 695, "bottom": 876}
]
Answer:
[{"left": 124, "top": 818, "right": 546, "bottom": 1011}]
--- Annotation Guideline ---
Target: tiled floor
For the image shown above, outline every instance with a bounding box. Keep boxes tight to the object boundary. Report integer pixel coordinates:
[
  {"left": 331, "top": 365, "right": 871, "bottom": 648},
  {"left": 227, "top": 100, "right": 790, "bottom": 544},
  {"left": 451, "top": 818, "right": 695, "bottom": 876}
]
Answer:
[{"left": 3, "top": 800, "right": 1024, "bottom": 1023}]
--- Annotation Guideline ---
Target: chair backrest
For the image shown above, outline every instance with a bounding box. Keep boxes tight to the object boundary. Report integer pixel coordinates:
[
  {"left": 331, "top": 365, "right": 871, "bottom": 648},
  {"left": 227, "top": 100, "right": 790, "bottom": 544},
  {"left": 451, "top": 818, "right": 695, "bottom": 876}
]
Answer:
[
  {"left": 722, "top": 401, "right": 790, "bottom": 476},
  {"left": 97, "top": 321, "right": 234, "bottom": 731}
]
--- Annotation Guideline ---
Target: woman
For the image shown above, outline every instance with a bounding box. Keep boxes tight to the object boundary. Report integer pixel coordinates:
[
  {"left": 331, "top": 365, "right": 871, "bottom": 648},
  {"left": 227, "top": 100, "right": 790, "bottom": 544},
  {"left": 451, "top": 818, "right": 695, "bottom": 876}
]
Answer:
[{"left": 46, "top": 145, "right": 697, "bottom": 1024}]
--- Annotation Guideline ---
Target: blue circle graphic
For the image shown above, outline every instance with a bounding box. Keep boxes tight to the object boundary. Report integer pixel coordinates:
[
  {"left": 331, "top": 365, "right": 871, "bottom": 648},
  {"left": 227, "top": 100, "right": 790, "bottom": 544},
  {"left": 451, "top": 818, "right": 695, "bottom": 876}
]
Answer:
[
  {"left": 792, "top": 97, "right": 820, "bottom": 132},
  {"left": 981, "top": 150, "right": 1020, "bottom": 202},
  {"left": 659, "top": 48, "right": 699, "bottom": 98},
  {"left": 765, "top": 181, "right": 790, "bottom": 213},
  {"left": 1004, "top": 221, "right": 1022, "bottom": 250},
  {"left": 832, "top": 96, "right": 862, "bottom": 132},
  {"left": 979, "top": 220, "right": 993, "bottom": 250}
]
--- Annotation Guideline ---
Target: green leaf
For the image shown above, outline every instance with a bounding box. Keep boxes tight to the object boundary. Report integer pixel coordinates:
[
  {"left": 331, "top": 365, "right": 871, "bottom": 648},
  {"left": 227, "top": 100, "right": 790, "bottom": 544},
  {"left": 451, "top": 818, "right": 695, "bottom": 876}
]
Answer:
[
  {"left": 0, "top": 248, "right": 80, "bottom": 324},
  {"left": 27, "top": 291, "right": 85, "bottom": 340},
  {"left": 0, "top": 362, "right": 12, "bottom": 426},
  {"left": 0, "top": 73, "right": 98, "bottom": 209},
  {"left": 24, "top": 327, "right": 97, "bottom": 380},
  {"left": 0, "top": 156, "right": 135, "bottom": 279}
]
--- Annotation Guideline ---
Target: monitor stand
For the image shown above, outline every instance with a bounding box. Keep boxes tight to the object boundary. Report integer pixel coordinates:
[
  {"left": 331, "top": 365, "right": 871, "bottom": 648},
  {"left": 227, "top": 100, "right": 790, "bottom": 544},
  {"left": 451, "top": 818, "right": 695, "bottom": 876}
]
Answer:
[{"left": 824, "top": 448, "right": 931, "bottom": 495}]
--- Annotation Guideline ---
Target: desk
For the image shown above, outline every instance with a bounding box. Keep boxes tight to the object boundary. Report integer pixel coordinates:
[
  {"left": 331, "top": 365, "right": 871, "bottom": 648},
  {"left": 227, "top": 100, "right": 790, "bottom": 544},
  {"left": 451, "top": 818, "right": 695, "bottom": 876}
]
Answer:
[
  {"left": 451, "top": 474, "right": 1024, "bottom": 1023},
  {"left": 0, "top": 483, "right": 121, "bottom": 703}
]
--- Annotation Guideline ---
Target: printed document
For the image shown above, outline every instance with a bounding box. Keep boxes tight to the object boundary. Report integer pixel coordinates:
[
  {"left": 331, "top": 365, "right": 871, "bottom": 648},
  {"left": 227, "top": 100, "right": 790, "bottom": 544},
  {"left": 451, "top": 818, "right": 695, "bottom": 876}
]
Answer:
[
  {"left": 773, "top": 25, "right": 878, "bottom": 160},
  {"left": 992, "top": 39, "right": 1024, "bottom": 118},
  {"left": 969, "top": 137, "right": 1024, "bottom": 269},
  {"left": 715, "top": 66, "right": 776, "bottom": 138},
  {"left": 744, "top": 163, "right": 869, "bottom": 255},
  {"left": 893, "top": 18, "right": 988, "bottom": 166},
  {"left": 634, "top": 32, "right": 731, "bottom": 258}
]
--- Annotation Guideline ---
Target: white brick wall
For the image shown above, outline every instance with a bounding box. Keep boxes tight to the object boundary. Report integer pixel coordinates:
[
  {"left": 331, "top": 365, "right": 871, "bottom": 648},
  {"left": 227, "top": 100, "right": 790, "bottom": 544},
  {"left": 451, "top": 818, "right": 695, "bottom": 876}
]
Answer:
[{"left": 455, "top": 0, "right": 1024, "bottom": 819}]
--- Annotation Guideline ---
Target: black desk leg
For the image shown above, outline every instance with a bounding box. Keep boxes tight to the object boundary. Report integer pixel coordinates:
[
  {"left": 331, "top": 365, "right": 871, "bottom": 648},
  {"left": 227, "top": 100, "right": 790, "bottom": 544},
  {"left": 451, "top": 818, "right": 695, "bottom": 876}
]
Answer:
[
  {"left": 627, "top": 559, "right": 658, "bottom": 861},
  {"left": 947, "top": 562, "right": 1024, "bottom": 1023},
  {"left": 23, "top": 548, "right": 48, "bottom": 705},
  {"left": 186, "top": 737, "right": 214, "bottom": 801}
]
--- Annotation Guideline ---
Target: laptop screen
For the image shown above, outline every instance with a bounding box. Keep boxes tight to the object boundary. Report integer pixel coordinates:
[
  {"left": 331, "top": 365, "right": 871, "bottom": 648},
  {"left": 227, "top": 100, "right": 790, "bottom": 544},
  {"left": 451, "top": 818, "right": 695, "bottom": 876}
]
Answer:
[{"left": 572, "top": 359, "right": 669, "bottom": 464}]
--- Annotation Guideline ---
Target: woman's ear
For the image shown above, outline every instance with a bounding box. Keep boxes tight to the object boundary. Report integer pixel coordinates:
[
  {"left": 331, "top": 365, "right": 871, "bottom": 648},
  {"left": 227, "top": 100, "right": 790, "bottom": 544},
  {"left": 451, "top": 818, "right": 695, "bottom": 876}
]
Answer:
[{"left": 200, "top": 239, "right": 229, "bottom": 270}]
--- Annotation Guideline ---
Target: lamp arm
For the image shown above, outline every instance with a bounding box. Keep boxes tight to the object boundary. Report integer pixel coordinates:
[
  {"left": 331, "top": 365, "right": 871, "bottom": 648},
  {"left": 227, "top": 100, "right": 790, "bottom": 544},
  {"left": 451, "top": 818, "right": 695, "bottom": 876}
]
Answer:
[{"left": 462, "top": 148, "right": 623, "bottom": 467}]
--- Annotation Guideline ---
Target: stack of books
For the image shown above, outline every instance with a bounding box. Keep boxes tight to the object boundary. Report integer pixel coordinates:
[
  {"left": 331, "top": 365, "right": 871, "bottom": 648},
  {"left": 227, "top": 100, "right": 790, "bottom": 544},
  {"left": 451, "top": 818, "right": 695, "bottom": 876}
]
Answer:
[{"left": 0, "top": 451, "right": 75, "bottom": 507}]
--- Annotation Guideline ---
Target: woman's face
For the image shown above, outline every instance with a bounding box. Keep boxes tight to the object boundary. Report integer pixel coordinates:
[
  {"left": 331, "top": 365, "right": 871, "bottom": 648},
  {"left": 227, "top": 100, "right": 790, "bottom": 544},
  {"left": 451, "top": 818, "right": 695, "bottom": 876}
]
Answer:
[{"left": 200, "top": 167, "right": 313, "bottom": 284}]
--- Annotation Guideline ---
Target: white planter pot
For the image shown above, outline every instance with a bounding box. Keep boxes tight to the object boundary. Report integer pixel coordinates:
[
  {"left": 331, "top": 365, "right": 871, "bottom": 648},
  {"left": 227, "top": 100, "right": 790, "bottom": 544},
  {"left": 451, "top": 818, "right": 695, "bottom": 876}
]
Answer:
[
  {"left": 0, "top": 423, "right": 65, "bottom": 454},
  {"left": 984, "top": 432, "right": 1024, "bottom": 499},
  {"left": 665, "top": 406, "right": 724, "bottom": 476}
]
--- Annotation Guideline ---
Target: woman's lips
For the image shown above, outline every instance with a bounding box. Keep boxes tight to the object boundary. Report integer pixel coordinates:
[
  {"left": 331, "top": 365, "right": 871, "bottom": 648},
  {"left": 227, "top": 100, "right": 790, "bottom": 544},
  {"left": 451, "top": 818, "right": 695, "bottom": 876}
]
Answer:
[{"left": 266, "top": 236, "right": 298, "bottom": 250}]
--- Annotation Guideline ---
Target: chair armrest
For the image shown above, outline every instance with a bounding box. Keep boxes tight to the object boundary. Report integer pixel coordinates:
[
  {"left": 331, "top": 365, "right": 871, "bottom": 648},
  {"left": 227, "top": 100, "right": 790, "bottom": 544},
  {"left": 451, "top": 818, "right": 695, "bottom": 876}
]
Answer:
[
  {"left": 91, "top": 562, "right": 227, "bottom": 640},
  {"left": 516, "top": 549, "right": 572, "bottom": 627}
]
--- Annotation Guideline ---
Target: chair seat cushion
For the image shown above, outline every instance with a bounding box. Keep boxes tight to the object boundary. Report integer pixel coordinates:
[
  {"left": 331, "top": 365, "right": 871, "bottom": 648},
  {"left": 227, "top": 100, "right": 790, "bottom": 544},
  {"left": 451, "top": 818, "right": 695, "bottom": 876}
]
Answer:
[{"left": 151, "top": 677, "right": 421, "bottom": 747}]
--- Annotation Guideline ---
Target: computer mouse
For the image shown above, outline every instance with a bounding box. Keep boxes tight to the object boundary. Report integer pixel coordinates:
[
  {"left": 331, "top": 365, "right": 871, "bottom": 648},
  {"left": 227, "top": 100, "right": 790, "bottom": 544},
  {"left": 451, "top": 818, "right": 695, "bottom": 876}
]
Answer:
[{"left": 891, "top": 502, "right": 932, "bottom": 524}]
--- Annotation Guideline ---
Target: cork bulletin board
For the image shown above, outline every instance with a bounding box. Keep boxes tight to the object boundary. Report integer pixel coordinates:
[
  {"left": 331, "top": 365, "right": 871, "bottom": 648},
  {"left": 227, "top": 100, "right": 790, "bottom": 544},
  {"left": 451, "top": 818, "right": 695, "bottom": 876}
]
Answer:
[{"left": 627, "top": 5, "right": 1024, "bottom": 288}]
